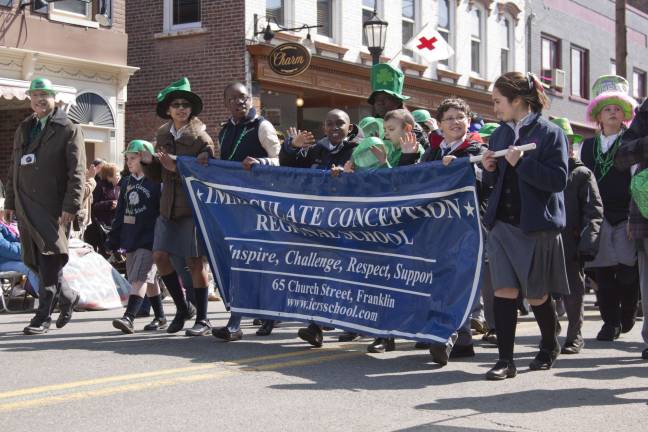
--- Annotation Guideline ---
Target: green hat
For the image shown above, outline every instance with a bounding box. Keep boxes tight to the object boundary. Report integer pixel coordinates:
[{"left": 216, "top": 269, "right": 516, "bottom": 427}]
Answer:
[
  {"left": 352, "top": 136, "right": 393, "bottom": 169},
  {"left": 478, "top": 123, "right": 500, "bottom": 139},
  {"left": 551, "top": 118, "right": 584, "bottom": 145},
  {"left": 586, "top": 75, "right": 637, "bottom": 123},
  {"left": 412, "top": 109, "right": 432, "bottom": 124},
  {"left": 26, "top": 77, "right": 56, "bottom": 96},
  {"left": 124, "top": 139, "right": 155, "bottom": 154},
  {"left": 367, "top": 63, "right": 410, "bottom": 104},
  {"left": 156, "top": 77, "right": 203, "bottom": 119},
  {"left": 357, "top": 116, "right": 384, "bottom": 140}
]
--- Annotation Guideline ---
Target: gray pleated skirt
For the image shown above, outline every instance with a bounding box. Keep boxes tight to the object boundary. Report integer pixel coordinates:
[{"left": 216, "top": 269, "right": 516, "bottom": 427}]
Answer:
[
  {"left": 487, "top": 221, "right": 570, "bottom": 299},
  {"left": 153, "top": 216, "right": 206, "bottom": 258}
]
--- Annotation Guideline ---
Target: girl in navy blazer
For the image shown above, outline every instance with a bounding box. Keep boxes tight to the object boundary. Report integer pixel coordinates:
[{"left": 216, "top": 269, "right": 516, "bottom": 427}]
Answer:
[{"left": 481, "top": 72, "right": 569, "bottom": 380}]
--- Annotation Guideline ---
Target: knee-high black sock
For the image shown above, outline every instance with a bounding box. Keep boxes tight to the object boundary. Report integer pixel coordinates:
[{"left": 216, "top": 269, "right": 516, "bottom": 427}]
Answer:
[
  {"left": 531, "top": 296, "right": 558, "bottom": 351},
  {"left": 494, "top": 297, "right": 517, "bottom": 361},
  {"left": 161, "top": 272, "right": 188, "bottom": 314},
  {"left": 149, "top": 295, "right": 166, "bottom": 319},
  {"left": 124, "top": 295, "right": 144, "bottom": 320},
  {"left": 193, "top": 287, "right": 208, "bottom": 321}
]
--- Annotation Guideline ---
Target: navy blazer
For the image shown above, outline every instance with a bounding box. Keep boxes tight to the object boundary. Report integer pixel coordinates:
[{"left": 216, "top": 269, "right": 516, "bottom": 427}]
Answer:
[{"left": 482, "top": 113, "right": 568, "bottom": 233}]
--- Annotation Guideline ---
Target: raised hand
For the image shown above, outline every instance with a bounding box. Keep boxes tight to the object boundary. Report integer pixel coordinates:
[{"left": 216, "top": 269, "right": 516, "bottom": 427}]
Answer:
[
  {"left": 369, "top": 145, "right": 387, "bottom": 166},
  {"left": 288, "top": 127, "right": 315, "bottom": 149},
  {"left": 400, "top": 132, "right": 418, "bottom": 154}
]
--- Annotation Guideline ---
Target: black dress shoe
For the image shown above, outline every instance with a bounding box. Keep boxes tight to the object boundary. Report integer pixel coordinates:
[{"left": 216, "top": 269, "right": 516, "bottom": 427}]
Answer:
[
  {"left": 596, "top": 324, "right": 621, "bottom": 341},
  {"left": 367, "top": 337, "right": 395, "bottom": 353},
  {"left": 23, "top": 318, "right": 51, "bottom": 335},
  {"left": 166, "top": 304, "right": 196, "bottom": 334},
  {"left": 212, "top": 326, "right": 243, "bottom": 341},
  {"left": 642, "top": 348, "right": 648, "bottom": 360},
  {"left": 56, "top": 294, "right": 80, "bottom": 329},
  {"left": 414, "top": 342, "right": 432, "bottom": 349},
  {"left": 338, "top": 331, "right": 361, "bottom": 342},
  {"left": 529, "top": 346, "right": 560, "bottom": 370},
  {"left": 143, "top": 317, "right": 168, "bottom": 331},
  {"left": 256, "top": 320, "right": 275, "bottom": 336},
  {"left": 561, "top": 338, "right": 584, "bottom": 354},
  {"left": 449, "top": 344, "right": 475, "bottom": 359},
  {"left": 298, "top": 323, "right": 323, "bottom": 347},
  {"left": 621, "top": 315, "right": 636, "bottom": 333},
  {"left": 112, "top": 316, "right": 135, "bottom": 334},
  {"left": 486, "top": 360, "right": 517, "bottom": 380},
  {"left": 482, "top": 329, "right": 498, "bottom": 346},
  {"left": 429, "top": 344, "right": 449, "bottom": 366},
  {"left": 185, "top": 320, "right": 211, "bottom": 336}
]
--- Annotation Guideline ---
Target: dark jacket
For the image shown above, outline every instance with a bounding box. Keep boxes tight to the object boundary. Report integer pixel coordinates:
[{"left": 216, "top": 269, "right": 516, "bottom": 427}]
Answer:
[
  {"left": 563, "top": 158, "right": 603, "bottom": 262},
  {"left": 143, "top": 117, "right": 216, "bottom": 220},
  {"left": 92, "top": 179, "right": 120, "bottom": 227},
  {"left": 421, "top": 132, "right": 486, "bottom": 162},
  {"left": 218, "top": 108, "right": 279, "bottom": 164},
  {"left": 615, "top": 98, "right": 648, "bottom": 239},
  {"left": 482, "top": 113, "right": 568, "bottom": 233},
  {"left": 280, "top": 137, "right": 357, "bottom": 169},
  {"left": 581, "top": 135, "right": 631, "bottom": 225},
  {"left": 106, "top": 175, "right": 161, "bottom": 253},
  {"left": 5, "top": 108, "right": 86, "bottom": 270}
]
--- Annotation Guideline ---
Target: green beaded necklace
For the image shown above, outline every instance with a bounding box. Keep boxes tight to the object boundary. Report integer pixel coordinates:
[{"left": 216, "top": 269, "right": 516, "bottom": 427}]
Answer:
[{"left": 593, "top": 132, "right": 623, "bottom": 182}]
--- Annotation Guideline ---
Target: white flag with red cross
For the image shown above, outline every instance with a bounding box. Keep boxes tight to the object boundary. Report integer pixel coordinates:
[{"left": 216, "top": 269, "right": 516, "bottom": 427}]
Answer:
[{"left": 404, "top": 24, "right": 454, "bottom": 63}]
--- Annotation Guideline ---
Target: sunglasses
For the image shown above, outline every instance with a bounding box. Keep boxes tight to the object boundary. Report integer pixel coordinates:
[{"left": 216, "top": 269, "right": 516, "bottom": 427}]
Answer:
[{"left": 170, "top": 102, "right": 192, "bottom": 109}]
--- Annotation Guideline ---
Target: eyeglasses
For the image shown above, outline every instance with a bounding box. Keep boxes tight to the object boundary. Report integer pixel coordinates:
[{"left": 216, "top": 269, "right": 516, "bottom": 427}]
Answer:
[
  {"left": 228, "top": 95, "right": 251, "bottom": 104},
  {"left": 441, "top": 115, "right": 468, "bottom": 123},
  {"left": 170, "top": 102, "right": 192, "bottom": 109}
]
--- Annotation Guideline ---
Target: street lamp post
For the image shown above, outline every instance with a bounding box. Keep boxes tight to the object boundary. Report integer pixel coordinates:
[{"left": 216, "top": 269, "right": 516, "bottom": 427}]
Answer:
[{"left": 363, "top": 5, "right": 388, "bottom": 65}]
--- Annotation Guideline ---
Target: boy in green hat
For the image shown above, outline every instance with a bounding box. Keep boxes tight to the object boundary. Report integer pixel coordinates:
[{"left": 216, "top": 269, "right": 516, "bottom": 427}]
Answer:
[
  {"left": 5, "top": 77, "right": 85, "bottom": 335},
  {"left": 108, "top": 140, "right": 165, "bottom": 334},
  {"left": 551, "top": 118, "right": 603, "bottom": 354},
  {"left": 366, "top": 64, "right": 429, "bottom": 152}
]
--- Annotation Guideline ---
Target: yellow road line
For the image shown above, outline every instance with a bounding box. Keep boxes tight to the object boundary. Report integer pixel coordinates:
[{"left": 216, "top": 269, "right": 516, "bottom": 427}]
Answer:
[
  {"left": 0, "top": 349, "right": 367, "bottom": 413},
  {"left": 0, "top": 364, "right": 218, "bottom": 400},
  {"left": 0, "top": 371, "right": 238, "bottom": 413}
]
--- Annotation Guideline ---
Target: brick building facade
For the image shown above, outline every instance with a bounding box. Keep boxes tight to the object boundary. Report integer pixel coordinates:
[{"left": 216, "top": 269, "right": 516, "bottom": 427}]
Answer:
[
  {"left": 127, "top": 1, "right": 529, "bottom": 143},
  {"left": 0, "top": 0, "right": 136, "bottom": 183},
  {"left": 125, "top": 0, "right": 246, "bottom": 143}
]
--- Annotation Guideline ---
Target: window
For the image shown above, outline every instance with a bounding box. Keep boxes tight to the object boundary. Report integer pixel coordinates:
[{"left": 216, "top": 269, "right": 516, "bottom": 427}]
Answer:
[
  {"left": 53, "top": 0, "right": 88, "bottom": 15},
  {"left": 570, "top": 45, "right": 589, "bottom": 98},
  {"left": 163, "top": 0, "right": 201, "bottom": 32},
  {"left": 437, "top": 0, "right": 452, "bottom": 66},
  {"left": 402, "top": 0, "right": 416, "bottom": 57},
  {"left": 541, "top": 34, "right": 561, "bottom": 86},
  {"left": 362, "top": 0, "right": 375, "bottom": 46},
  {"left": 0, "top": 0, "right": 12, "bottom": 8},
  {"left": 266, "top": 0, "right": 284, "bottom": 26},
  {"left": 32, "top": 0, "right": 48, "bottom": 14},
  {"left": 634, "top": 69, "right": 647, "bottom": 100},
  {"left": 468, "top": 8, "right": 483, "bottom": 74},
  {"left": 317, "top": 0, "right": 333, "bottom": 38},
  {"left": 500, "top": 17, "right": 512, "bottom": 75}
]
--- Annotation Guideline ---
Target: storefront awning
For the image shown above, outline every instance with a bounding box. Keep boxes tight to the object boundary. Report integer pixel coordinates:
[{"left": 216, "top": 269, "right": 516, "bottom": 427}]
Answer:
[{"left": 0, "top": 77, "right": 77, "bottom": 105}]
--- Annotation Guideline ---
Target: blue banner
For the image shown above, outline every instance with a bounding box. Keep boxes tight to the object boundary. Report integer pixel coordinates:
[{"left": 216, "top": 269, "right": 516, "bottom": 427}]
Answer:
[{"left": 177, "top": 158, "right": 483, "bottom": 343}]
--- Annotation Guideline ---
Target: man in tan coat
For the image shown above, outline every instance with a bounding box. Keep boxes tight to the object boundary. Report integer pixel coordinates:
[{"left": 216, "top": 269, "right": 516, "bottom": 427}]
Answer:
[{"left": 5, "top": 77, "right": 86, "bottom": 335}]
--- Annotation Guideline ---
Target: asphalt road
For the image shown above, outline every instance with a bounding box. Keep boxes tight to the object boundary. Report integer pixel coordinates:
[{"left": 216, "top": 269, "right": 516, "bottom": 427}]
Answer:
[{"left": 0, "top": 295, "right": 646, "bottom": 432}]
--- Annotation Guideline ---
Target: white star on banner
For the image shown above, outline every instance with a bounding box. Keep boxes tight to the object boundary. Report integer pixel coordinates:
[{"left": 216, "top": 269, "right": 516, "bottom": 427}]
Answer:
[
  {"left": 464, "top": 202, "right": 475, "bottom": 217},
  {"left": 196, "top": 190, "right": 204, "bottom": 202}
]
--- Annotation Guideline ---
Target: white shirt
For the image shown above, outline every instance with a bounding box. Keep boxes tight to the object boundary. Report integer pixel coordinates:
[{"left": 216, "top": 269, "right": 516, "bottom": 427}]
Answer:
[
  {"left": 440, "top": 135, "right": 467, "bottom": 155},
  {"left": 169, "top": 123, "right": 190, "bottom": 140},
  {"left": 507, "top": 112, "right": 535, "bottom": 143},
  {"left": 599, "top": 132, "right": 620, "bottom": 154}
]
